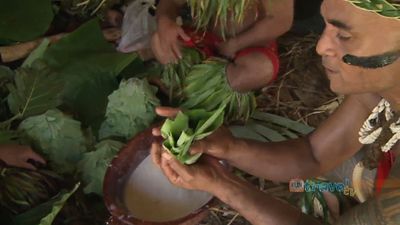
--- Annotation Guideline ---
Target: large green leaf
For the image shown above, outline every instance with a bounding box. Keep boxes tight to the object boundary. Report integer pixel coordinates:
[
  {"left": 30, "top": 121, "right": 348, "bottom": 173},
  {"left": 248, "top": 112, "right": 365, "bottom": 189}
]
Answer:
[
  {"left": 78, "top": 140, "right": 124, "bottom": 195},
  {"left": 42, "top": 19, "right": 137, "bottom": 77},
  {"left": 18, "top": 109, "right": 87, "bottom": 174},
  {"left": 99, "top": 78, "right": 160, "bottom": 140},
  {"left": 13, "top": 183, "right": 80, "bottom": 225},
  {"left": 7, "top": 64, "right": 63, "bottom": 119},
  {"left": 38, "top": 20, "right": 138, "bottom": 131},
  {"left": 0, "top": 0, "right": 54, "bottom": 42}
]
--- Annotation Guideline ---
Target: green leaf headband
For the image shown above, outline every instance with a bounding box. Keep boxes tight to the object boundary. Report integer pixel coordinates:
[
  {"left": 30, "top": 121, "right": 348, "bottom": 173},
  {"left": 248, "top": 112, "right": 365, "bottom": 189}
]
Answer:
[{"left": 347, "top": 0, "right": 400, "bottom": 19}]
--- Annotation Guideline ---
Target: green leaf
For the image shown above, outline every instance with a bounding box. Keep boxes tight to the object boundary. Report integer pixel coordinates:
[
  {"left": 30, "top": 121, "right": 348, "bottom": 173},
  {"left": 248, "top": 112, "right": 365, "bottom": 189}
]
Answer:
[
  {"left": 0, "top": 0, "right": 54, "bottom": 42},
  {"left": 38, "top": 20, "right": 138, "bottom": 131},
  {"left": 99, "top": 78, "right": 160, "bottom": 140},
  {"left": 13, "top": 183, "right": 80, "bottom": 225},
  {"left": 18, "top": 109, "right": 87, "bottom": 174},
  {"left": 7, "top": 65, "right": 63, "bottom": 119},
  {"left": 0, "top": 66, "right": 14, "bottom": 81},
  {"left": 229, "top": 125, "right": 268, "bottom": 142},
  {"left": 42, "top": 19, "right": 137, "bottom": 76},
  {"left": 78, "top": 140, "right": 124, "bottom": 195},
  {"left": 161, "top": 105, "right": 225, "bottom": 165},
  {"left": 22, "top": 39, "right": 50, "bottom": 68},
  {"left": 161, "top": 112, "right": 189, "bottom": 140},
  {"left": 246, "top": 122, "right": 286, "bottom": 142},
  {"left": 251, "top": 111, "right": 314, "bottom": 134}
]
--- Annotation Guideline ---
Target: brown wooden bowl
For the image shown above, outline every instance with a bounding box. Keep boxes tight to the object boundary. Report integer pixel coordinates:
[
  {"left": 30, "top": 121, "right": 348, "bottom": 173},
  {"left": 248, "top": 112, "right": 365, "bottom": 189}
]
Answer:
[{"left": 103, "top": 126, "right": 216, "bottom": 225}]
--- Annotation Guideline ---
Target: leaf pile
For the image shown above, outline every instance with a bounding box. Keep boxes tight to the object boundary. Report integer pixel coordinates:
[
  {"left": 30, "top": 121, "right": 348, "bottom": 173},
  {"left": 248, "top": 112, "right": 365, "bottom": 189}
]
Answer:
[
  {"left": 0, "top": 166, "right": 62, "bottom": 215},
  {"left": 99, "top": 78, "right": 160, "bottom": 140},
  {"left": 78, "top": 140, "right": 124, "bottom": 195},
  {"left": 181, "top": 58, "right": 257, "bottom": 122},
  {"left": 19, "top": 109, "right": 87, "bottom": 174},
  {"left": 161, "top": 105, "right": 225, "bottom": 164},
  {"left": 161, "top": 47, "right": 204, "bottom": 102}
]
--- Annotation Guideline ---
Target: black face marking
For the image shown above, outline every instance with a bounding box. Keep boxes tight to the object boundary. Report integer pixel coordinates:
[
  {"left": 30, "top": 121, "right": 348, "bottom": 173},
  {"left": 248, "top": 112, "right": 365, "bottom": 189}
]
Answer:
[{"left": 342, "top": 50, "right": 400, "bottom": 69}]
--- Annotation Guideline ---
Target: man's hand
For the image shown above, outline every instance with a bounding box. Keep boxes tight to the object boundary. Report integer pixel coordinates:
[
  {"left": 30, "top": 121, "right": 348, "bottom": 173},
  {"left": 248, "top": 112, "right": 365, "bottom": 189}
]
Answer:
[
  {"left": 151, "top": 141, "right": 230, "bottom": 194},
  {"left": 151, "top": 17, "right": 191, "bottom": 65},
  {"left": 151, "top": 106, "right": 236, "bottom": 160},
  {"left": 217, "top": 39, "right": 238, "bottom": 59},
  {"left": 0, "top": 144, "right": 46, "bottom": 170}
]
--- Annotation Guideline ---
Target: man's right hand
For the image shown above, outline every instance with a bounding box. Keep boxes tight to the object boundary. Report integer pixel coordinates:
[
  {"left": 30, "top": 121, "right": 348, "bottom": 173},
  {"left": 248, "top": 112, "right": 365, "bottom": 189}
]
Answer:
[
  {"left": 151, "top": 17, "right": 191, "bottom": 65},
  {"left": 151, "top": 107, "right": 236, "bottom": 161}
]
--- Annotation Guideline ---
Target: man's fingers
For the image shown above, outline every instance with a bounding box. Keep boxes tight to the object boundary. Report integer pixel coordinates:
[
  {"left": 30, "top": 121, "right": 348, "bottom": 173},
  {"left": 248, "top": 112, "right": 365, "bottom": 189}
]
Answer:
[
  {"left": 152, "top": 127, "right": 161, "bottom": 136},
  {"left": 162, "top": 152, "right": 192, "bottom": 180},
  {"left": 189, "top": 141, "right": 204, "bottom": 155},
  {"left": 155, "top": 106, "right": 180, "bottom": 118},
  {"left": 21, "top": 162, "right": 36, "bottom": 170},
  {"left": 151, "top": 143, "right": 162, "bottom": 168},
  {"left": 160, "top": 155, "right": 179, "bottom": 184},
  {"left": 177, "top": 28, "right": 191, "bottom": 42},
  {"left": 172, "top": 43, "right": 182, "bottom": 60},
  {"left": 26, "top": 150, "right": 46, "bottom": 164}
]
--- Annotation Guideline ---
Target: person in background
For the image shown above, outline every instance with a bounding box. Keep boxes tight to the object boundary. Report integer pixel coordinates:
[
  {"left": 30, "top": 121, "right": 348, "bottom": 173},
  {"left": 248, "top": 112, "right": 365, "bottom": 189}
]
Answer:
[
  {"left": 151, "top": 0, "right": 294, "bottom": 92},
  {"left": 0, "top": 144, "right": 46, "bottom": 170}
]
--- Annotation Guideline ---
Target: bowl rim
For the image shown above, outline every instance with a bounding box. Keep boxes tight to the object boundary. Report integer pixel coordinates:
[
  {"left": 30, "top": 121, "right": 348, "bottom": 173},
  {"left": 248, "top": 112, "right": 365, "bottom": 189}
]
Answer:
[{"left": 103, "top": 125, "right": 217, "bottom": 225}]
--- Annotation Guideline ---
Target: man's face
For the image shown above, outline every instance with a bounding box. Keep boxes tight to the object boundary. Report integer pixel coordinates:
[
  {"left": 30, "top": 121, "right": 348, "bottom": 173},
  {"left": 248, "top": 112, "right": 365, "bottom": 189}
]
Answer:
[{"left": 317, "top": 0, "right": 400, "bottom": 94}]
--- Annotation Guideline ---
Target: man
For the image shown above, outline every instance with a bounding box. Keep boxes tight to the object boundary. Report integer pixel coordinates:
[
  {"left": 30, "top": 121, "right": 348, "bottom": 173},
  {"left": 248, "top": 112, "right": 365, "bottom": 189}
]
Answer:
[
  {"left": 152, "top": 0, "right": 400, "bottom": 224},
  {"left": 151, "top": 0, "right": 294, "bottom": 92}
]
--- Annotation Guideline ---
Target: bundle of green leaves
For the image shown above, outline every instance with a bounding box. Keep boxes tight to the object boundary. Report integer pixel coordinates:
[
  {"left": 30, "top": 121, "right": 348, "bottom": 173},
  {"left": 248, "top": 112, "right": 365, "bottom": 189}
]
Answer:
[
  {"left": 160, "top": 105, "right": 225, "bottom": 165},
  {"left": 99, "top": 78, "right": 160, "bottom": 140},
  {"left": 181, "top": 58, "right": 257, "bottom": 122},
  {"left": 161, "top": 47, "right": 204, "bottom": 102}
]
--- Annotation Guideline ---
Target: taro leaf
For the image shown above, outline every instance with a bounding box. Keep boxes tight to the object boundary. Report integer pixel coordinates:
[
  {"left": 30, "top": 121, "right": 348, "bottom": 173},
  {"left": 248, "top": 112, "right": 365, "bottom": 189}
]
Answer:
[
  {"left": 22, "top": 39, "right": 50, "bottom": 68},
  {"left": 78, "top": 140, "right": 124, "bottom": 195},
  {"left": 99, "top": 78, "right": 159, "bottom": 140},
  {"left": 13, "top": 183, "right": 80, "bottom": 225},
  {"left": 0, "top": 66, "right": 14, "bottom": 81},
  {"left": 39, "top": 19, "right": 137, "bottom": 132},
  {"left": 42, "top": 19, "right": 137, "bottom": 77},
  {"left": 0, "top": 0, "right": 54, "bottom": 42},
  {"left": 7, "top": 65, "right": 63, "bottom": 119},
  {"left": 18, "top": 109, "right": 87, "bottom": 174}
]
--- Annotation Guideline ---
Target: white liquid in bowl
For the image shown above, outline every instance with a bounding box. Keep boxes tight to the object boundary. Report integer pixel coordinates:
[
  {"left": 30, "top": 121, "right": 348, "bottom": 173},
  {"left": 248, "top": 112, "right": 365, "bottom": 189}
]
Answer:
[{"left": 123, "top": 156, "right": 212, "bottom": 222}]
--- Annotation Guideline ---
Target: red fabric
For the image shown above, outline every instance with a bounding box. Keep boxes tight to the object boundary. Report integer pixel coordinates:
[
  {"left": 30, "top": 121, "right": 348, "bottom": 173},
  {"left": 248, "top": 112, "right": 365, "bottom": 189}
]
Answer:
[
  {"left": 235, "top": 42, "right": 280, "bottom": 83},
  {"left": 375, "top": 151, "right": 396, "bottom": 195},
  {"left": 181, "top": 28, "right": 280, "bottom": 82}
]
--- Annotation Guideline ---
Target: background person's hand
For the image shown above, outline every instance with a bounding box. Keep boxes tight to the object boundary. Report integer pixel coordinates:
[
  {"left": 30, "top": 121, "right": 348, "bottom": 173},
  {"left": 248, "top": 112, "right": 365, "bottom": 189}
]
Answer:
[
  {"left": 150, "top": 17, "right": 190, "bottom": 65},
  {"left": 0, "top": 144, "right": 46, "bottom": 170}
]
